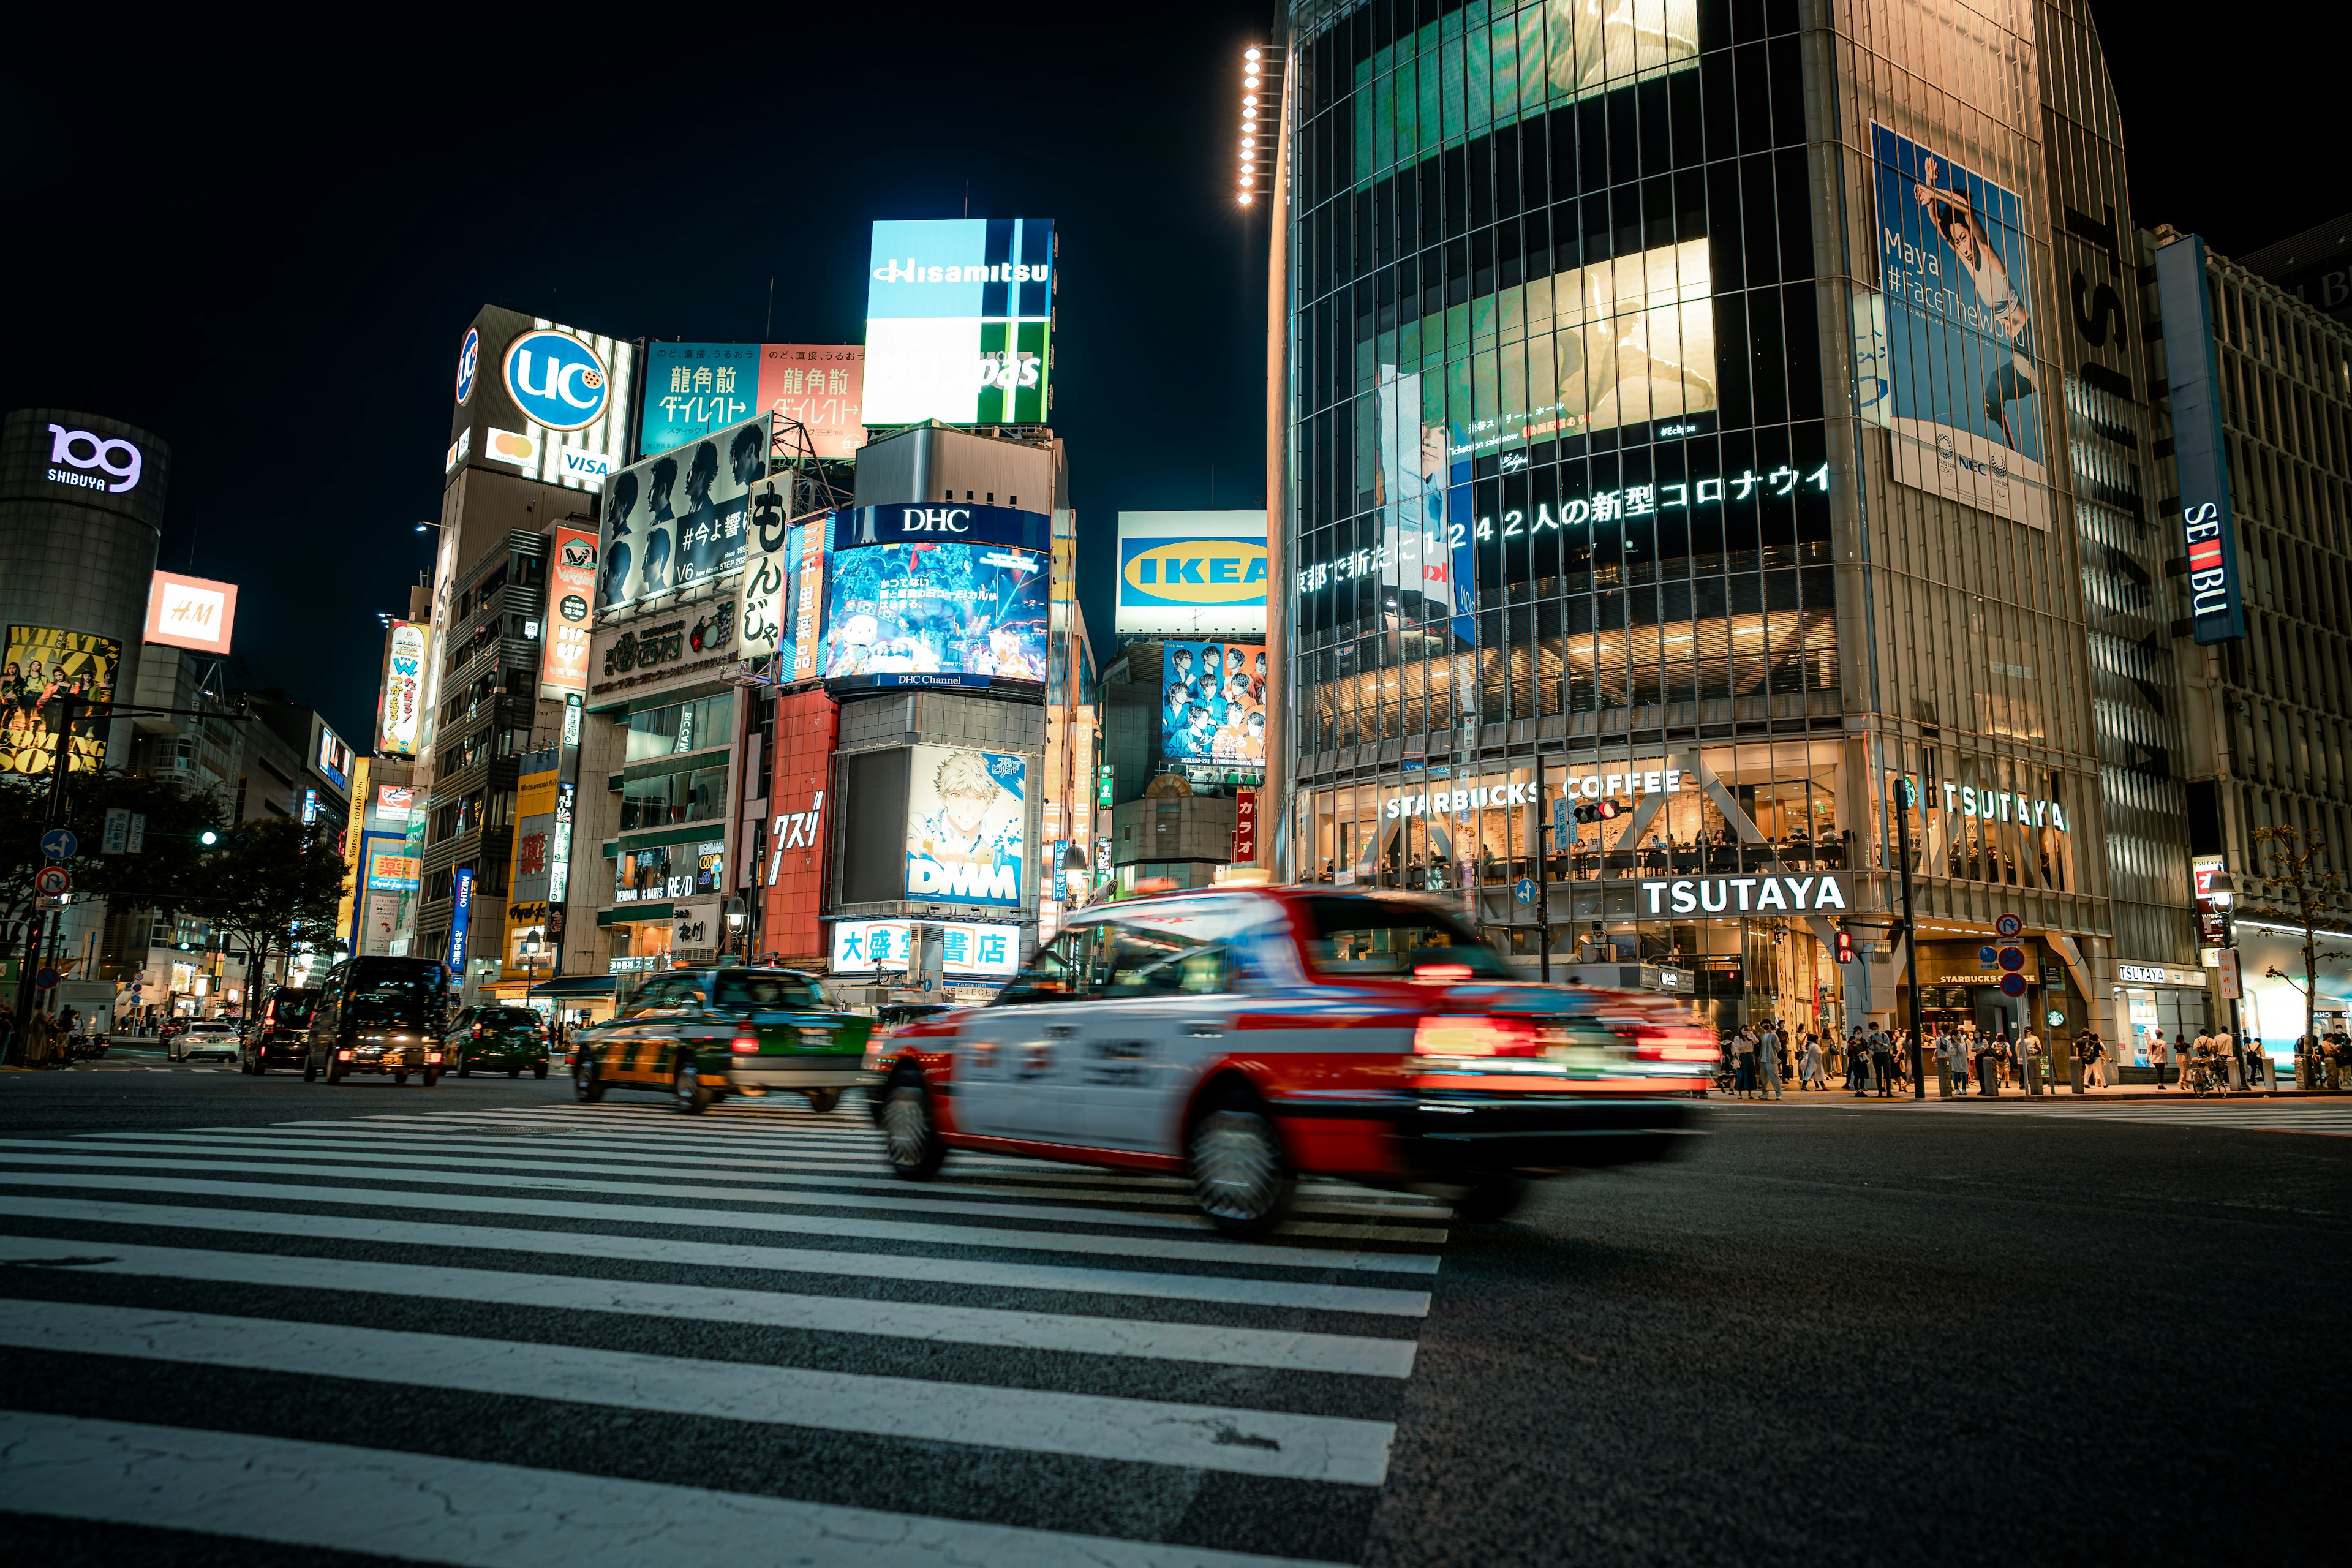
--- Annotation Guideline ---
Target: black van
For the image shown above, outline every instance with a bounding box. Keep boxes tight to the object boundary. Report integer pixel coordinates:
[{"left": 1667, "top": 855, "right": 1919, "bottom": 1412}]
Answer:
[
  {"left": 239, "top": 986, "right": 320, "bottom": 1075},
  {"left": 303, "top": 957, "right": 453, "bottom": 1085}
]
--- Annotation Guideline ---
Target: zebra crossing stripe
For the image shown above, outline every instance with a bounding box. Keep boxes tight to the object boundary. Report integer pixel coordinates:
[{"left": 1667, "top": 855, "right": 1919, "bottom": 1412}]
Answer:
[
  {"left": 0, "top": 1148, "right": 1447, "bottom": 1245},
  {"left": 0, "top": 1170, "right": 1444, "bottom": 1274},
  {"left": 0, "top": 1411, "right": 1350, "bottom": 1568},
  {"left": 0, "top": 1196, "right": 1434, "bottom": 1316},
  {"left": 0, "top": 1235, "right": 1417, "bottom": 1377},
  {"left": 0, "top": 1302, "right": 1398, "bottom": 1484}
]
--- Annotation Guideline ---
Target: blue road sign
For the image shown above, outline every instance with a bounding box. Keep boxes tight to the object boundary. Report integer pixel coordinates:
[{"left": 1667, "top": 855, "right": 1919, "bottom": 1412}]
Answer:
[
  {"left": 1978, "top": 946, "right": 1999, "bottom": 966},
  {"left": 1997, "top": 946, "right": 2026, "bottom": 972},
  {"left": 1999, "top": 973, "right": 2027, "bottom": 997},
  {"left": 40, "top": 829, "right": 77, "bottom": 861},
  {"left": 33, "top": 968, "right": 59, "bottom": 990},
  {"left": 1514, "top": 878, "right": 1539, "bottom": 905}
]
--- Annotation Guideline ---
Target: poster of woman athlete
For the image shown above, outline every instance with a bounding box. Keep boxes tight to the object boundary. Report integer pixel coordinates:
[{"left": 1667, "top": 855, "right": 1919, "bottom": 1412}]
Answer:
[
  {"left": 1869, "top": 123, "right": 2051, "bottom": 530},
  {"left": 1160, "top": 641, "right": 1267, "bottom": 769}
]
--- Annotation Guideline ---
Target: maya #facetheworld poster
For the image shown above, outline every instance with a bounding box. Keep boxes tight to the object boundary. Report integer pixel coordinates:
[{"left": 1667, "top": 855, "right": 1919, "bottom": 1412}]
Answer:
[{"left": 1866, "top": 123, "right": 2052, "bottom": 530}]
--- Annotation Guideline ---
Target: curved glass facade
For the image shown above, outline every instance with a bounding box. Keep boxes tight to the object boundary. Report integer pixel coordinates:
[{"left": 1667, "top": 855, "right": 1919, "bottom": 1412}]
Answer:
[{"left": 1278, "top": 0, "right": 2116, "bottom": 1038}]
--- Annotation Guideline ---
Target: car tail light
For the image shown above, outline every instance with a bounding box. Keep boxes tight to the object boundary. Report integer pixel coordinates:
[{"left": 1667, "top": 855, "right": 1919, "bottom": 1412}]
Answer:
[
  {"left": 425, "top": 1052, "right": 443, "bottom": 1063},
  {"left": 1411, "top": 962, "right": 1475, "bottom": 982},
  {"left": 1626, "top": 1023, "right": 1718, "bottom": 1062},
  {"left": 471, "top": 1023, "right": 483, "bottom": 1039},
  {"left": 337, "top": 1050, "right": 354, "bottom": 1060},
  {"left": 729, "top": 1033, "right": 760, "bottom": 1054},
  {"left": 1414, "top": 1015, "right": 1542, "bottom": 1057}
]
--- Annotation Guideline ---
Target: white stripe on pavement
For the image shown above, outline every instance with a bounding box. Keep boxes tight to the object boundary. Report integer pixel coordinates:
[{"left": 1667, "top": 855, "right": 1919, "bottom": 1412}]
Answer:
[
  {"left": 0, "top": 1196, "right": 1432, "bottom": 1316},
  {"left": 0, "top": 1235, "right": 1415, "bottom": 1378},
  {"left": 0, "top": 1303, "right": 1397, "bottom": 1485},
  {"left": 0, "top": 1411, "right": 1348, "bottom": 1568},
  {"left": 0, "top": 1172, "right": 1444, "bottom": 1274},
  {"left": 0, "top": 1148, "right": 1447, "bottom": 1245}
]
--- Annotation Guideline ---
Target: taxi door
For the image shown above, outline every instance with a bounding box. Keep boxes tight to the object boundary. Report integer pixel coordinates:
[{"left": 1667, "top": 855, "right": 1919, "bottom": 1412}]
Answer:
[
  {"left": 603, "top": 976, "right": 677, "bottom": 1082},
  {"left": 954, "top": 925, "right": 1105, "bottom": 1142}
]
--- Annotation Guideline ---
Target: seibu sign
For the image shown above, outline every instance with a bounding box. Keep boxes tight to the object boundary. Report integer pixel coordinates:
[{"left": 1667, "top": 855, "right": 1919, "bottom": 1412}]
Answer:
[{"left": 1639, "top": 873, "right": 1850, "bottom": 915}]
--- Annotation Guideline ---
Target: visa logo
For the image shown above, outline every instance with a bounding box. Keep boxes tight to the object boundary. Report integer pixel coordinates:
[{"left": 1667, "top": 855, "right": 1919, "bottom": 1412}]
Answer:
[
  {"left": 1121, "top": 540, "right": 1269, "bottom": 605},
  {"left": 559, "top": 448, "right": 611, "bottom": 481}
]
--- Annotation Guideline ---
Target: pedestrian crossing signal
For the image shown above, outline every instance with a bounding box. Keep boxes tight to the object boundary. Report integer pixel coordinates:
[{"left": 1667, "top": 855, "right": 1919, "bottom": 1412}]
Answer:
[
  {"left": 1834, "top": 928, "right": 1856, "bottom": 964},
  {"left": 1570, "top": 800, "right": 1623, "bottom": 824}
]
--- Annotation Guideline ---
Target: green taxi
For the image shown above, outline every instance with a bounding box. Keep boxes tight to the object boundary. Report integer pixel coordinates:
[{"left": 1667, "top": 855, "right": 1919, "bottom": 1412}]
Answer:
[
  {"left": 443, "top": 1005, "right": 552, "bottom": 1079},
  {"left": 571, "top": 967, "right": 871, "bottom": 1114}
]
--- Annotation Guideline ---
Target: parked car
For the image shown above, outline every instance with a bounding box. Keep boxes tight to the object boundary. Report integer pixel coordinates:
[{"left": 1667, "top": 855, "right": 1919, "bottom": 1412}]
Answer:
[
  {"left": 445, "top": 1005, "right": 551, "bottom": 1078},
  {"left": 875, "top": 886, "right": 1710, "bottom": 1234},
  {"left": 302, "top": 957, "right": 453, "bottom": 1085},
  {"left": 170, "top": 1021, "right": 242, "bottom": 1062},
  {"left": 573, "top": 967, "right": 871, "bottom": 1113},
  {"left": 238, "top": 987, "right": 320, "bottom": 1076}
]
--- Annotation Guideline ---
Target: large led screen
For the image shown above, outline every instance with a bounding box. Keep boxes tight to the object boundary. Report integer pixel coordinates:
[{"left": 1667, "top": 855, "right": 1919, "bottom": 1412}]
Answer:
[
  {"left": 864, "top": 218, "right": 1054, "bottom": 426},
  {"left": 905, "top": 745, "right": 1027, "bottom": 908},
  {"left": 1160, "top": 641, "right": 1267, "bottom": 771},
  {"left": 600, "top": 413, "right": 774, "bottom": 612},
  {"left": 821, "top": 540, "right": 1047, "bottom": 690},
  {"left": 1868, "top": 123, "right": 2051, "bottom": 529}
]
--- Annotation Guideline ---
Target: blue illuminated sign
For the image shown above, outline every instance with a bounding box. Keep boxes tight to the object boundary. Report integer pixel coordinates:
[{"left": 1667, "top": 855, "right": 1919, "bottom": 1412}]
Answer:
[
  {"left": 455, "top": 327, "right": 479, "bottom": 405},
  {"left": 447, "top": 867, "right": 475, "bottom": 971},
  {"left": 502, "top": 330, "right": 609, "bottom": 432}
]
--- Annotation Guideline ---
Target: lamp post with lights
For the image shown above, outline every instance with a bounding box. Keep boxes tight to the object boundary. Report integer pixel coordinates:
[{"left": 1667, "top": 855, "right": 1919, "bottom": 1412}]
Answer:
[{"left": 1236, "top": 45, "right": 1281, "bottom": 207}]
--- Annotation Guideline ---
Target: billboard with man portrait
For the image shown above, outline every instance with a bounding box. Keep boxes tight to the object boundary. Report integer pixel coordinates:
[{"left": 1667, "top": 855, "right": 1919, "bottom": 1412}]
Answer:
[
  {"left": 904, "top": 745, "right": 1026, "bottom": 908},
  {"left": 598, "top": 413, "right": 774, "bottom": 612},
  {"left": 1160, "top": 641, "right": 1268, "bottom": 771}
]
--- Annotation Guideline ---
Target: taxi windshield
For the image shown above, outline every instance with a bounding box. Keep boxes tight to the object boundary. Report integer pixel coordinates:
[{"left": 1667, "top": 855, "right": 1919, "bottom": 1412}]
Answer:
[
  {"left": 1300, "top": 896, "right": 1515, "bottom": 979},
  {"left": 715, "top": 974, "right": 827, "bottom": 1010}
]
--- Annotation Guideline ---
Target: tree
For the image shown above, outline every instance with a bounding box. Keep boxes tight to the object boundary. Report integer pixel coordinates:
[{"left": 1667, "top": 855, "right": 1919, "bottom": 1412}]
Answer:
[
  {"left": 2246, "top": 823, "right": 2343, "bottom": 1056},
  {"left": 202, "top": 817, "right": 349, "bottom": 1002}
]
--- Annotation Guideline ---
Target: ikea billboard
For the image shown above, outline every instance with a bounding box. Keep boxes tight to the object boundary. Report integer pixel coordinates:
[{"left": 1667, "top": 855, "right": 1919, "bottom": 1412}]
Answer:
[{"left": 1115, "top": 511, "right": 1268, "bottom": 637}]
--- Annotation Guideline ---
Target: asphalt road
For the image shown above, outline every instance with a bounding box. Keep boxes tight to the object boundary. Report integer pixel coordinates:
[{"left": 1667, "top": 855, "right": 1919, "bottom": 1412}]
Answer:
[{"left": 0, "top": 1066, "right": 2342, "bottom": 1566}]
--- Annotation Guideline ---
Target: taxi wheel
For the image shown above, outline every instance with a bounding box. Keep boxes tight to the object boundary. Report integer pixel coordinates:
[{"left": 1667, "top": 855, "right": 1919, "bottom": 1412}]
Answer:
[
  {"left": 804, "top": 1088, "right": 841, "bottom": 1114},
  {"left": 533, "top": 1064, "right": 549, "bottom": 1080},
  {"left": 507, "top": 1067, "right": 521, "bottom": 1079},
  {"left": 325, "top": 1055, "right": 346, "bottom": 1084},
  {"left": 458, "top": 1058, "right": 472, "bottom": 1077},
  {"left": 252, "top": 1056, "right": 267, "bottom": 1077},
  {"left": 422, "top": 1067, "right": 441, "bottom": 1087},
  {"left": 1454, "top": 1175, "right": 1528, "bottom": 1223},
  {"left": 393, "top": 1072, "right": 409, "bottom": 1085},
  {"left": 881, "top": 1077, "right": 946, "bottom": 1180},
  {"left": 1188, "top": 1089, "right": 1295, "bottom": 1238},
  {"left": 238, "top": 1054, "right": 252, "bottom": 1076},
  {"left": 674, "top": 1059, "right": 711, "bottom": 1115},
  {"left": 303, "top": 1054, "right": 318, "bottom": 1084},
  {"left": 573, "top": 1057, "right": 605, "bottom": 1103}
]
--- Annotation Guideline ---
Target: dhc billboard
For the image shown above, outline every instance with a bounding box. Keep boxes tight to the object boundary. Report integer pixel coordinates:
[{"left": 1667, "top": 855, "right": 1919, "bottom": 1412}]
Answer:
[{"left": 1115, "top": 510, "right": 1268, "bottom": 637}]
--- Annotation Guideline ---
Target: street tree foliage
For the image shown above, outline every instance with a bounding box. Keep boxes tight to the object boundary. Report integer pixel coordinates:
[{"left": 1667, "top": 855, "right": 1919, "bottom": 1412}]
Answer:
[
  {"left": 1, "top": 769, "right": 225, "bottom": 940},
  {"left": 2248, "top": 824, "right": 2343, "bottom": 1053},
  {"left": 203, "top": 816, "right": 349, "bottom": 992}
]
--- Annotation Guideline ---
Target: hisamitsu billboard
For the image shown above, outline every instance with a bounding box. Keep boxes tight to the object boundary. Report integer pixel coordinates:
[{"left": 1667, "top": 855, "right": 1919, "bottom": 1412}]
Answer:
[{"left": 1115, "top": 511, "right": 1268, "bottom": 638}]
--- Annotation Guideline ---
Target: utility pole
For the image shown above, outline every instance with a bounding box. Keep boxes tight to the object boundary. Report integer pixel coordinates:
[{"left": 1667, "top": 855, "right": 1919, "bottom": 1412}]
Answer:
[
  {"left": 9, "top": 693, "right": 85, "bottom": 1063},
  {"left": 1893, "top": 775, "right": 1925, "bottom": 1098},
  {"left": 1534, "top": 753, "right": 1550, "bottom": 983}
]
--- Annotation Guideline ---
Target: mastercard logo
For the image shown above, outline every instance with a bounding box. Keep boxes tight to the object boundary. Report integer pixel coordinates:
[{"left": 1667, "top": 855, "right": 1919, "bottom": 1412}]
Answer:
[
  {"left": 1121, "top": 540, "right": 1269, "bottom": 605},
  {"left": 489, "top": 431, "right": 536, "bottom": 460}
]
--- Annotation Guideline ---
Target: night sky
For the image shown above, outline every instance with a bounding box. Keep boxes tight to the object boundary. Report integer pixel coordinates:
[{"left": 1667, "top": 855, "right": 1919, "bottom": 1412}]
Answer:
[{"left": 0, "top": 4, "right": 2325, "bottom": 746}]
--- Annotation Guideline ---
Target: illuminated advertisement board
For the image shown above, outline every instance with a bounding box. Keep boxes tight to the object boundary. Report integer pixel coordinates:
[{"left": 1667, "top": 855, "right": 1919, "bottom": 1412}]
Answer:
[
  {"left": 1, "top": 626, "right": 118, "bottom": 775},
  {"left": 864, "top": 218, "right": 1054, "bottom": 425},
  {"left": 1115, "top": 511, "right": 1268, "bottom": 636},
  {"left": 830, "top": 918, "right": 1020, "bottom": 978},
  {"left": 641, "top": 344, "right": 865, "bottom": 462},
  {"left": 447, "top": 867, "right": 475, "bottom": 971},
  {"left": 790, "top": 521, "right": 827, "bottom": 684},
  {"left": 834, "top": 502, "right": 1050, "bottom": 553},
  {"left": 736, "top": 487, "right": 795, "bottom": 665},
  {"left": 822, "top": 540, "right": 1047, "bottom": 691},
  {"left": 142, "top": 571, "right": 238, "bottom": 654},
  {"left": 447, "top": 306, "right": 633, "bottom": 494},
  {"left": 314, "top": 724, "right": 352, "bottom": 790},
  {"left": 542, "top": 524, "right": 597, "bottom": 698},
  {"left": 377, "top": 621, "right": 429, "bottom": 756},
  {"left": 905, "top": 745, "right": 1026, "bottom": 907},
  {"left": 2156, "top": 234, "right": 2248, "bottom": 645},
  {"left": 599, "top": 413, "right": 772, "bottom": 613},
  {"left": 1160, "top": 641, "right": 1267, "bottom": 771},
  {"left": 1869, "top": 123, "right": 2052, "bottom": 530}
]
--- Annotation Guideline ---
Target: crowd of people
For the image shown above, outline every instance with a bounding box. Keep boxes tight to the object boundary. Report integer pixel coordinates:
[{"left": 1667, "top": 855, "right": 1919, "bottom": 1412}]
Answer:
[{"left": 1713, "top": 1017, "right": 2297, "bottom": 1097}]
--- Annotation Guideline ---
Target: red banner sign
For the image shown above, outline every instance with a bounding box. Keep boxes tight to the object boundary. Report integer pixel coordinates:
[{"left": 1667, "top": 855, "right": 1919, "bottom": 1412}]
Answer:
[{"left": 1232, "top": 788, "right": 1258, "bottom": 864}]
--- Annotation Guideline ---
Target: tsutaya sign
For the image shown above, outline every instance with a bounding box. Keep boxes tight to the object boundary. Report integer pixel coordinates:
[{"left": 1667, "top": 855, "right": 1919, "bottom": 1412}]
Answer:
[
  {"left": 1928, "top": 780, "right": 2068, "bottom": 831},
  {"left": 1640, "top": 874, "right": 1850, "bottom": 914}
]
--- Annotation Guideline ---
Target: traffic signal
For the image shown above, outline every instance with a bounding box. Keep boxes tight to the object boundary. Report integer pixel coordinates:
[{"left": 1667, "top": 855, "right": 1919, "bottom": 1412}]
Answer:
[
  {"left": 1570, "top": 800, "right": 1623, "bottom": 825},
  {"left": 1834, "top": 926, "right": 1856, "bottom": 964}
]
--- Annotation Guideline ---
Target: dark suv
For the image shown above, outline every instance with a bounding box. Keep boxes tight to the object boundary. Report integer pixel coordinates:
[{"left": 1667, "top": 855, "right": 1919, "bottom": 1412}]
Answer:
[
  {"left": 445, "top": 1005, "right": 551, "bottom": 1079},
  {"left": 239, "top": 987, "right": 320, "bottom": 1076},
  {"left": 303, "top": 957, "right": 453, "bottom": 1085}
]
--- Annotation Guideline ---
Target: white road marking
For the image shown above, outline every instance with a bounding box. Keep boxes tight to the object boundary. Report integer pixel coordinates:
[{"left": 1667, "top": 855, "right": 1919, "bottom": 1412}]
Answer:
[
  {"left": 0, "top": 1170, "right": 1444, "bottom": 1274},
  {"left": 0, "top": 1411, "right": 1349, "bottom": 1568},
  {"left": 0, "top": 1303, "right": 1398, "bottom": 1484},
  {"left": 0, "top": 1235, "right": 1416, "bottom": 1377},
  {"left": 0, "top": 1196, "right": 1433, "bottom": 1316}
]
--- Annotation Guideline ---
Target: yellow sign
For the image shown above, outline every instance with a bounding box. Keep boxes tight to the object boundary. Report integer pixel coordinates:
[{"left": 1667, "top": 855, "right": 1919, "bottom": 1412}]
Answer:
[
  {"left": 3, "top": 625, "right": 120, "bottom": 775},
  {"left": 1119, "top": 540, "right": 1269, "bottom": 605}
]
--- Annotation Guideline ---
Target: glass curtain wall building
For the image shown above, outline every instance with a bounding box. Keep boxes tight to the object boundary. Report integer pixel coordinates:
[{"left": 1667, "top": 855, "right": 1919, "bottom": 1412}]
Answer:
[{"left": 1273, "top": 0, "right": 2157, "bottom": 1043}]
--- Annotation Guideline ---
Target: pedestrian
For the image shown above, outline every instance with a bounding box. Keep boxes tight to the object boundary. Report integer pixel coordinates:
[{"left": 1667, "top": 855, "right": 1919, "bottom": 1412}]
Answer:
[
  {"left": 2149, "top": 1028, "right": 2171, "bottom": 1090},
  {"left": 1800, "top": 1029, "right": 1825, "bottom": 1090},
  {"left": 1733, "top": 1027, "right": 1756, "bottom": 1098},
  {"left": 1939, "top": 1027, "right": 1968, "bottom": 1095},
  {"left": 1869, "top": 1025, "right": 1897, "bottom": 1098},
  {"left": 1975, "top": 1031, "right": 2000, "bottom": 1096},
  {"left": 1758, "top": 1022, "right": 1784, "bottom": 1101},
  {"left": 2212, "top": 1026, "right": 2237, "bottom": 1093},
  {"left": 1849, "top": 1027, "right": 1870, "bottom": 1095},
  {"left": 2019, "top": 1025, "right": 2043, "bottom": 1096},
  {"left": 2081, "top": 1031, "right": 2106, "bottom": 1090}
]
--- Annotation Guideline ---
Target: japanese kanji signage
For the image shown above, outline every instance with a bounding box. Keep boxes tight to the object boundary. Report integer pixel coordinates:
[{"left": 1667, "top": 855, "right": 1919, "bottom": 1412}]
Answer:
[
  {"left": 830, "top": 919, "right": 1020, "bottom": 978},
  {"left": 641, "top": 343, "right": 864, "bottom": 462}
]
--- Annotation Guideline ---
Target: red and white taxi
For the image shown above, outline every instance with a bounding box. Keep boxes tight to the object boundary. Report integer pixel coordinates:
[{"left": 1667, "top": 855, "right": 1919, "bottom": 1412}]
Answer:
[{"left": 872, "top": 885, "right": 1709, "bottom": 1234}]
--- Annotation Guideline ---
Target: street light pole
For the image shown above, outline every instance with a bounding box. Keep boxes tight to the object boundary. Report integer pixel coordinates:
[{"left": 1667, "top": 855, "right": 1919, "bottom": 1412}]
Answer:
[{"left": 1893, "top": 775, "right": 1925, "bottom": 1098}]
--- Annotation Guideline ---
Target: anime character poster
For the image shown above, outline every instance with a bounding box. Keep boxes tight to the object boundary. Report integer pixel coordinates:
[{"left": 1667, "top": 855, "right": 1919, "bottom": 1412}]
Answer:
[
  {"left": 1159, "top": 641, "right": 1267, "bottom": 770},
  {"left": 2, "top": 626, "right": 119, "bottom": 775},
  {"left": 821, "top": 541, "right": 1047, "bottom": 687},
  {"left": 1870, "top": 123, "right": 2052, "bottom": 529},
  {"left": 600, "top": 413, "right": 772, "bottom": 610},
  {"left": 904, "top": 746, "right": 1027, "bottom": 907}
]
